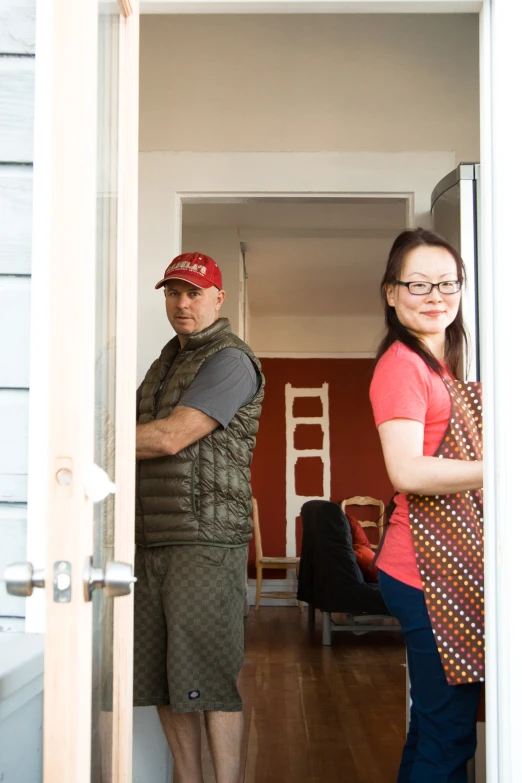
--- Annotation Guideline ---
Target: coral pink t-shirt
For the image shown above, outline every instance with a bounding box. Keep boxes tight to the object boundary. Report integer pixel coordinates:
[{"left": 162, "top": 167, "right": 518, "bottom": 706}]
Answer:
[{"left": 369, "top": 343, "right": 453, "bottom": 590}]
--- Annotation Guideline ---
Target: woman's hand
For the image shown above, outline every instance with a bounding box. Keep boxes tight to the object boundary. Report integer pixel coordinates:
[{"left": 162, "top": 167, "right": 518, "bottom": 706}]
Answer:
[{"left": 378, "top": 418, "right": 483, "bottom": 495}]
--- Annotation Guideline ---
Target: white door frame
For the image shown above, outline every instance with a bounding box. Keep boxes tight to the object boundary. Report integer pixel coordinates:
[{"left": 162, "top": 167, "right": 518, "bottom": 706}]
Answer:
[
  {"left": 478, "top": 2, "right": 522, "bottom": 782},
  {"left": 112, "top": 5, "right": 140, "bottom": 780},
  {"left": 139, "top": 1, "right": 521, "bottom": 781},
  {"left": 173, "top": 191, "right": 415, "bottom": 258},
  {"left": 140, "top": 0, "right": 483, "bottom": 13}
]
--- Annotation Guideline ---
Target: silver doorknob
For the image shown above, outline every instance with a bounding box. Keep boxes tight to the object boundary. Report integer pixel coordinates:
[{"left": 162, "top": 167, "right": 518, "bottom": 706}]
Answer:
[
  {"left": 4, "top": 562, "right": 45, "bottom": 597},
  {"left": 83, "top": 556, "right": 137, "bottom": 602}
]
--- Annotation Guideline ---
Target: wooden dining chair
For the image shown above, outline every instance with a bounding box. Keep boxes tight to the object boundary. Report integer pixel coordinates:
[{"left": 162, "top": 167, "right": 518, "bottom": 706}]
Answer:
[
  {"left": 252, "top": 497, "right": 301, "bottom": 610},
  {"left": 340, "top": 495, "right": 385, "bottom": 550}
]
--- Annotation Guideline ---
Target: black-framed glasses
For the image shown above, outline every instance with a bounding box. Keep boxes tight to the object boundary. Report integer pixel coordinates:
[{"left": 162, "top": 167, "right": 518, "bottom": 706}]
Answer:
[{"left": 392, "top": 279, "right": 462, "bottom": 296}]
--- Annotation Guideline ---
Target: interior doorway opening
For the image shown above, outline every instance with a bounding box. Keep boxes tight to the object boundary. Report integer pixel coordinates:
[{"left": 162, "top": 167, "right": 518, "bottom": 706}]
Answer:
[
  {"left": 134, "top": 8, "right": 484, "bottom": 781},
  {"left": 176, "top": 194, "right": 410, "bottom": 775},
  {"left": 180, "top": 193, "right": 410, "bottom": 561},
  {"left": 178, "top": 192, "right": 410, "bottom": 560},
  {"left": 180, "top": 195, "right": 411, "bottom": 351}
]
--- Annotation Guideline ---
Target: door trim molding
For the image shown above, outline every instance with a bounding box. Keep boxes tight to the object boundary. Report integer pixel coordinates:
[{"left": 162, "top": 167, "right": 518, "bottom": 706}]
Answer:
[{"left": 140, "top": 0, "right": 483, "bottom": 14}]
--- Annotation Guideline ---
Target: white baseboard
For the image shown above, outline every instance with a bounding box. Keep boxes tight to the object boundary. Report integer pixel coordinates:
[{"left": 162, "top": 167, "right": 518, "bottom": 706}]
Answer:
[{"left": 247, "top": 577, "right": 300, "bottom": 607}]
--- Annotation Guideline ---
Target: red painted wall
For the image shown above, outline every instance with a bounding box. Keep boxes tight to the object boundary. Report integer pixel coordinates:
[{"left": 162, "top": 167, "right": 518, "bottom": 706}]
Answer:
[{"left": 249, "top": 358, "right": 394, "bottom": 575}]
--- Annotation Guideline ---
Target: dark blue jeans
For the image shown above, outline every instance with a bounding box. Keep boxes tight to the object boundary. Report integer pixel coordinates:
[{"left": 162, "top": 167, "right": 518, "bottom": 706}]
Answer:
[{"left": 379, "top": 570, "right": 482, "bottom": 783}]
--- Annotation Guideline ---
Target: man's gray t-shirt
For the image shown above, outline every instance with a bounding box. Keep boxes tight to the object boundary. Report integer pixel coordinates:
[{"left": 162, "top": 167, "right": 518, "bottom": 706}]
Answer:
[{"left": 179, "top": 348, "right": 260, "bottom": 427}]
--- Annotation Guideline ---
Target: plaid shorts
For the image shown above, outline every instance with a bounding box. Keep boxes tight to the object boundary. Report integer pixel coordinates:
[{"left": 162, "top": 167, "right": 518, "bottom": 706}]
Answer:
[{"left": 133, "top": 543, "right": 248, "bottom": 713}]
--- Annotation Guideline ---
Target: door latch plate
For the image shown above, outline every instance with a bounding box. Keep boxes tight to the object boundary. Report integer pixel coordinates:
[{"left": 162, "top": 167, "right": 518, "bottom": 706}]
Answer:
[{"left": 53, "top": 561, "right": 72, "bottom": 603}]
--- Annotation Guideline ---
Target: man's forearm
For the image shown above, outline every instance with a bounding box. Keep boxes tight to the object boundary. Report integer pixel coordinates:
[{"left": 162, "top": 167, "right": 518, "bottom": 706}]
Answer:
[
  {"left": 136, "top": 406, "right": 219, "bottom": 460},
  {"left": 136, "top": 420, "right": 175, "bottom": 460}
]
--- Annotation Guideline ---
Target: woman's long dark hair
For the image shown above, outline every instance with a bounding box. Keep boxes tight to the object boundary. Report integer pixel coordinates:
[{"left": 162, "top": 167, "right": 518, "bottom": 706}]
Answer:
[{"left": 376, "top": 228, "right": 469, "bottom": 380}]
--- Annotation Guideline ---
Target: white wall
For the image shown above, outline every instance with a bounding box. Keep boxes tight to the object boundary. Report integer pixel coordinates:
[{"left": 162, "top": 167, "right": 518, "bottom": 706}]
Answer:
[
  {"left": 249, "top": 314, "right": 383, "bottom": 353},
  {"left": 139, "top": 14, "right": 479, "bottom": 163},
  {"left": 182, "top": 226, "right": 242, "bottom": 334},
  {"left": 137, "top": 182, "right": 178, "bottom": 381},
  {"left": 133, "top": 707, "right": 173, "bottom": 783}
]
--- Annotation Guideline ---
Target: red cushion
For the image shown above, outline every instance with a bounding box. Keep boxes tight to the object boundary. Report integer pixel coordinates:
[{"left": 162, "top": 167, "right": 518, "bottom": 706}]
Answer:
[
  {"left": 353, "top": 544, "right": 379, "bottom": 583},
  {"left": 346, "top": 513, "right": 379, "bottom": 583},
  {"left": 346, "top": 513, "right": 372, "bottom": 548}
]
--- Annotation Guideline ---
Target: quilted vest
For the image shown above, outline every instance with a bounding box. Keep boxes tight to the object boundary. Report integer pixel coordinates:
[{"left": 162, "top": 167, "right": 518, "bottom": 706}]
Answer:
[{"left": 135, "top": 318, "right": 264, "bottom": 547}]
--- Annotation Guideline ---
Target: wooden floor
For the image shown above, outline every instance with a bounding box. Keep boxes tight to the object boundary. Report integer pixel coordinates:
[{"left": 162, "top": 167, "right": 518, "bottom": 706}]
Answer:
[{"left": 237, "top": 607, "right": 406, "bottom": 783}]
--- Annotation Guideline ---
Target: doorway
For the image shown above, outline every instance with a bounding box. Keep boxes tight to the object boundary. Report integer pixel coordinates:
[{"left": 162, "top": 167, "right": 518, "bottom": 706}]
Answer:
[
  {"left": 137, "top": 193, "right": 412, "bottom": 779},
  {"left": 136, "top": 8, "right": 485, "bottom": 780}
]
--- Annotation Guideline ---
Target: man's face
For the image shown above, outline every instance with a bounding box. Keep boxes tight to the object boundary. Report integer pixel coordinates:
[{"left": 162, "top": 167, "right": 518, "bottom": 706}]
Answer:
[{"left": 164, "top": 279, "right": 225, "bottom": 344}]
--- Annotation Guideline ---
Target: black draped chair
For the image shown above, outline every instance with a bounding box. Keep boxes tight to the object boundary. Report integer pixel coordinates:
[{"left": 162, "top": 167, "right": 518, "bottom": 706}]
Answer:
[{"left": 297, "top": 499, "right": 398, "bottom": 644}]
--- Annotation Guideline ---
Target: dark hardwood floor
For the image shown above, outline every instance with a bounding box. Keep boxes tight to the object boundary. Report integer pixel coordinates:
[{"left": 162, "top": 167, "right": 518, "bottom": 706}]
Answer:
[{"left": 238, "top": 607, "right": 406, "bottom": 783}]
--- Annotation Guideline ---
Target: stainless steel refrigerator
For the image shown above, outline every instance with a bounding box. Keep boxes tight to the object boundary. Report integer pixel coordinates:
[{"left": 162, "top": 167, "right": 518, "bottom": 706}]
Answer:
[{"left": 431, "top": 163, "right": 481, "bottom": 381}]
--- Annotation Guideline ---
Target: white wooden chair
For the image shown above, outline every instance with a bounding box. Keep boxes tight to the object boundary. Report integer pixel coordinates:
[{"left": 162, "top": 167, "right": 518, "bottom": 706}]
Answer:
[{"left": 252, "top": 498, "right": 301, "bottom": 610}]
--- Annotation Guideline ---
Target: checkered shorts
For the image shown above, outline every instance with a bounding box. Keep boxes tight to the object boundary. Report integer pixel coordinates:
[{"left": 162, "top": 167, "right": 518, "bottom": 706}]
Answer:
[{"left": 133, "top": 543, "right": 248, "bottom": 713}]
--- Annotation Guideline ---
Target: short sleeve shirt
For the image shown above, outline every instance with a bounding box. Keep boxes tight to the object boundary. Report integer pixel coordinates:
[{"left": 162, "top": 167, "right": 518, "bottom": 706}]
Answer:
[
  {"left": 369, "top": 342, "right": 452, "bottom": 589},
  {"left": 179, "top": 348, "right": 260, "bottom": 428}
]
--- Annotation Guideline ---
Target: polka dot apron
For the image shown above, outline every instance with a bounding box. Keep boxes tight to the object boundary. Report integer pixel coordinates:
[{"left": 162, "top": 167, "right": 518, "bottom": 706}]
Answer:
[{"left": 408, "top": 379, "right": 484, "bottom": 686}]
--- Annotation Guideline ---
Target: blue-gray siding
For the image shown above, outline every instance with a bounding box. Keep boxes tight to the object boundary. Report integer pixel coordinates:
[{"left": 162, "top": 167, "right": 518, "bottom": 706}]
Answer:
[{"left": 0, "top": 0, "right": 35, "bottom": 618}]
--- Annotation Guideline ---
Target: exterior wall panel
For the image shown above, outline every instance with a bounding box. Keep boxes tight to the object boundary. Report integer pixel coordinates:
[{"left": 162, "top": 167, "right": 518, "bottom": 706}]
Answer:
[
  {"left": 0, "top": 390, "right": 29, "bottom": 504},
  {"left": 0, "top": 166, "right": 33, "bottom": 274},
  {"left": 0, "top": 1, "right": 35, "bottom": 623},
  {"left": 0, "top": 277, "right": 31, "bottom": 387},
  {"left": 0, "top": 57, "right": 35, "bottom": 162},
  {"left": 0, "top": 504, "right": 27, "bottom": 616},
  {"left": 0, "top": 0, "right": 35, "bottom": 54}
]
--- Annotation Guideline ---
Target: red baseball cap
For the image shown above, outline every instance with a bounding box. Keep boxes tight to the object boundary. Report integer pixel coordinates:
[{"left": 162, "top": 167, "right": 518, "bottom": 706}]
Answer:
[{"left": 155, "top": 252, "right": 223, "bottom": 290}]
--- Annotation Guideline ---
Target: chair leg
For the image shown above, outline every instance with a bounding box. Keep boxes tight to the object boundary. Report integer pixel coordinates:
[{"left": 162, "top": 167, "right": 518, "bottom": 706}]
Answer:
[
  {"left": 296, "top": 565, "right": 303, "bottom": 611},
  {"left": 308, "top": 604, "right": 315, "bottom": 624},
  {"left": 255, "top": 565, "right": 262, "bottom": 610},
  {"left": 322, "top": 611, "right": 332, "bottom": 646}
]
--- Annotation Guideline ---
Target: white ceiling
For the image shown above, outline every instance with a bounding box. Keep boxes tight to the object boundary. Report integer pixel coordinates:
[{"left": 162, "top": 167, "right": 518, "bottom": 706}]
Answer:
[{"left": 182, "top": 198, "right": 408, "bottom": 317}]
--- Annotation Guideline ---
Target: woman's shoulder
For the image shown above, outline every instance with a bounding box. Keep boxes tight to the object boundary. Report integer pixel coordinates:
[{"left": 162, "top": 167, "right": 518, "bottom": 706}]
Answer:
[
  {"left": 371, "top": 342, "right": 437, "bottom": 402},
  {"left": 375, "top": 342, "right": 432, "bottom": 374},
  {"left": 370, "top": 342, "right": 449, "bottom": 424}
]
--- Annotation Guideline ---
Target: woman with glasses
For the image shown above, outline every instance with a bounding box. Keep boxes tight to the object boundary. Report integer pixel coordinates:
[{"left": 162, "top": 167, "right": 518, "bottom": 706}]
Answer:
[{"left": 370, "top": 228, "right": 483, "bottom": 783}]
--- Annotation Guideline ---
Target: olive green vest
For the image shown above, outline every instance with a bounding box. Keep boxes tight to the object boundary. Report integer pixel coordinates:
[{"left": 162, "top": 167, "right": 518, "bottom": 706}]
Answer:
[{"left": 135, "top": 318, "right": 264, "bottom": 547}]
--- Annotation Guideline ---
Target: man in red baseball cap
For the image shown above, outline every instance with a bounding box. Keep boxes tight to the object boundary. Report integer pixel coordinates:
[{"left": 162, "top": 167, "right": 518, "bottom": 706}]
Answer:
[
  {"left": 155, "top": 252, "right": 225, "bottom": 347},
  {"left": 134, "top": 252, "right": 264, "bottom": 783}
]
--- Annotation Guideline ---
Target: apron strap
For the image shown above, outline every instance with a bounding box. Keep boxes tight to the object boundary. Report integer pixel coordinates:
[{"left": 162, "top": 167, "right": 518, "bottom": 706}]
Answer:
[{"left": 371, "top": 492, "right": 399, "bottom": 569}]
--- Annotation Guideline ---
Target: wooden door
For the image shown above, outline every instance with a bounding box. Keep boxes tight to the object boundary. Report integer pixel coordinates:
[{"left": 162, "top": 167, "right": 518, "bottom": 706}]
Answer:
[{"left": 13, "top": 1, "right": 139, "bottom": 780}]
